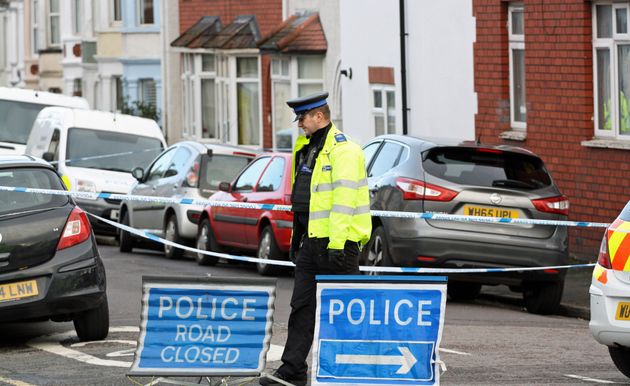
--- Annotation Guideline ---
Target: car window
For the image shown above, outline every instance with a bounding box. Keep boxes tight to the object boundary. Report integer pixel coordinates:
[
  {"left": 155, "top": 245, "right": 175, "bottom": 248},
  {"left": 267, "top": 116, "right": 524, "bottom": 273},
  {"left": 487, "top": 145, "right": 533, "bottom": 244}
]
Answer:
[
  {"left": 165, "top": 147, "right": 191, "bottom": 178},
  {"left": 47, "top": 129, "right": 61, "bottom": 161},
  {"left": 234, "top": 157, "right": 270, "bottom": 192},
  {"left": 369, "top": 142, "right": 403, "bottom": 178},
  {"left": 257, "top": 157, "right": 285, "bottom": 192},
  {"left": 363, "top": 141, "right": 381, "bottom": 170},
  {"left": 620, "top": 201, "right": 630, "bottom": 221},
  {"left": 423, "top": 147, "right": 552, "bottom": 189},
  {"left": 146, "top": 148, "right": 175, "bottom": 182},
  {"left": 0, "top": 167, "right": 68, "bottom": 215},
  {"left": 200, "top": 154, "right": 252, "bottom": 191}
]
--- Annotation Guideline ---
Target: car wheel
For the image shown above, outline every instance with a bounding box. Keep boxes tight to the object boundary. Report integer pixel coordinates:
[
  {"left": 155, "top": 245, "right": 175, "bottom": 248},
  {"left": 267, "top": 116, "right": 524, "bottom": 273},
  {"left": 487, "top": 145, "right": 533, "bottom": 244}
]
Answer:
[
  {"left": 119, "top": 212, "right": 134, "bottom": 253},
  {"left": 522, "top": 280, "right": 564, "bottom": 315},
  {"left": 362, "top": 226, "right": 392, "bottom": 275},
  {"left": 447, "top": 282, "right": 482, "bottom": 302},
  {"left": 196, "top": 218, "right": 219, "bottom": 266},
  {"left": 164, "top": 215, "right": 184, "bottom": 259},
  {"left": 73, "top": 298, "right": 109, "bottom": 342},
  {"left": 257, "top": 225, "right": 283, "bottom": 276},
  {"left": 609, "top": 346, "right": 630, "bottom": 378}
]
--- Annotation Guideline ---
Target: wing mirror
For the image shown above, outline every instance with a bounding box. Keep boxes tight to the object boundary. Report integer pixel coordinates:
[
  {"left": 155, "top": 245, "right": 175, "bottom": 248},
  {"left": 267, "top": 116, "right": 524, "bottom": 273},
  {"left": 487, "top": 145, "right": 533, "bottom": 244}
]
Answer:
[
  {"left": 131, "top": 167, "right": 145, "bottom": 182},
  {"left": 218, "top": 182, "right": 231, "bottom": 192},
  {"left": 42, "top": 152, "right": 55, "bottom": 162}
]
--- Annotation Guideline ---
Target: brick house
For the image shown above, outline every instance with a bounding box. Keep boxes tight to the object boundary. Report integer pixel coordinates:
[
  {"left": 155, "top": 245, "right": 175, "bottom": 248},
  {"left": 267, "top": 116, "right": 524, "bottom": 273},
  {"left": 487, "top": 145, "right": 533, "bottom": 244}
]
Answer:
[{"left": 474, "top": 0, "right": 630, "bottom": 258}]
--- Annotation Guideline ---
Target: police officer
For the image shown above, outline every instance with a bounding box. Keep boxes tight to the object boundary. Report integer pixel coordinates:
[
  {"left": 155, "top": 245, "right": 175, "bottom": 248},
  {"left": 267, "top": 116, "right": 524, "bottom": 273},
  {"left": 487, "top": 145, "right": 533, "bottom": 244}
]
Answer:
[{"left": 259, "top": 92, "right": 371, "bottom": 386}]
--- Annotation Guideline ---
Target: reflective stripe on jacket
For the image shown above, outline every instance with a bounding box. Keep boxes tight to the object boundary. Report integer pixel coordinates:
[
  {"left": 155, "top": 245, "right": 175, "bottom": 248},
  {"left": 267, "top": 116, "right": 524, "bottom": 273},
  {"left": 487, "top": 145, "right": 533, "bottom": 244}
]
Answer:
[{"left": 292, "top": 124, "right": 372, "bottom": 249}]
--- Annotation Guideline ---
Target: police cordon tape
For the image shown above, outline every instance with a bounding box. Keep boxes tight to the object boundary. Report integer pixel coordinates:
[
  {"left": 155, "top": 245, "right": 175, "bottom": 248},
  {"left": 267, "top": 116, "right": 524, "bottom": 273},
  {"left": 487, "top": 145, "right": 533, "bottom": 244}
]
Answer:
[
  {"left": 88, "top": 213, "right": 596, "bottom": 274},
  {"left": 0, "top": 185, "right": 613, "bottom": 228}
]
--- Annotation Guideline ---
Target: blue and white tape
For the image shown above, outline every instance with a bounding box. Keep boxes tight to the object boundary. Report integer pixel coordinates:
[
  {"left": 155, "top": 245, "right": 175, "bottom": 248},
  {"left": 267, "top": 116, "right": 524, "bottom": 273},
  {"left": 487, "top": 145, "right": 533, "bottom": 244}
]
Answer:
[
  {"left": 0, "top": 186, "right": 613, "bottom": 228},
  {"left": 90, "top": 213, "right": 596, "bottom": 274}
]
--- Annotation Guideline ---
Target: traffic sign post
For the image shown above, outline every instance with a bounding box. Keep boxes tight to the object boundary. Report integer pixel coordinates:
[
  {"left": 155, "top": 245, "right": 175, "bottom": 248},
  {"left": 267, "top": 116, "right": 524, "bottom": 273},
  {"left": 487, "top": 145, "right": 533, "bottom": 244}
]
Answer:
[
  {"left": 129, "top": 276, "right": 276, "bottom": 378},
  {"left": 312, "top": 275, "right": 447, "bottom": 386}
]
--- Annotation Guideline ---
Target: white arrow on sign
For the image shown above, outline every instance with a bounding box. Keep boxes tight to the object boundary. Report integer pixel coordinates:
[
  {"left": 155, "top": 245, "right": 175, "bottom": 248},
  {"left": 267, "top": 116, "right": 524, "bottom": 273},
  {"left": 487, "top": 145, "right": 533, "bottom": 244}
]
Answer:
[{"left": 335, "top": 346, "right": 418, "bottom": 375}]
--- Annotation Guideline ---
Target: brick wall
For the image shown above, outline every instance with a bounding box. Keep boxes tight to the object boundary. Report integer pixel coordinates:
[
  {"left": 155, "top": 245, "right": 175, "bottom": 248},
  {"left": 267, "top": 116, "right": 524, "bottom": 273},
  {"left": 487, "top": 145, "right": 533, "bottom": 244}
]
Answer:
[{"left": 474, "top": 0, "right": 630, "bottom": 258}]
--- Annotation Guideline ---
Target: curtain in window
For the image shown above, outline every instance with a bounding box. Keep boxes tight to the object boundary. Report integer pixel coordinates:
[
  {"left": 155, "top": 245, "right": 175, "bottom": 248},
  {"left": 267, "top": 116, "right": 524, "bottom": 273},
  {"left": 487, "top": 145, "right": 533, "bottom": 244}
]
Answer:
[
  {"left": 618, "top": 45, "right": 630, "bottom": 135},
  {"left": 273, "top": 82, "right": 292, "bottom": 149},
  {"left": 237, "top": 82, "right": 260, "bottom": 146},
  {"left": 512, "top": 49, "right": 526, "bottom": 123},
  {"left": 597, "top": 48, "right": 612, "bottom": 131},
  {"left": 386, "top": 91, "right": 396, "bottom": 134},
  {"left": 201, "top": 79, "right": 216, "bottom": 139}
]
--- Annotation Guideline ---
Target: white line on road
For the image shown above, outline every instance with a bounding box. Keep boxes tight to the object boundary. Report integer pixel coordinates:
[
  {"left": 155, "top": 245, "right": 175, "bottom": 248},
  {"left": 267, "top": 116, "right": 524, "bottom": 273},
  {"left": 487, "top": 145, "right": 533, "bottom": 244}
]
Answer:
[
  {"left": 564, "top": 374, "right": 616, "bottom": 384},
  {"left": 0, "top": 376, "right": 36, "bottom": 386},
  {"left": 439, "top": 348, "right": 471, "bottom": 356}
]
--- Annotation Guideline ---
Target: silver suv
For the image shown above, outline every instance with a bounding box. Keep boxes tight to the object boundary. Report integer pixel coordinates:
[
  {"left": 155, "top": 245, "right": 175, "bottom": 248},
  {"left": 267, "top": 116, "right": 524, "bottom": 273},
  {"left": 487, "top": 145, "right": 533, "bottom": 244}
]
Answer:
[
  {"left": 362, "top": 135, "right": 569, "bottom": 314},
  {"left": 118, "top": 141, "right": 257, "bottom": 259}
]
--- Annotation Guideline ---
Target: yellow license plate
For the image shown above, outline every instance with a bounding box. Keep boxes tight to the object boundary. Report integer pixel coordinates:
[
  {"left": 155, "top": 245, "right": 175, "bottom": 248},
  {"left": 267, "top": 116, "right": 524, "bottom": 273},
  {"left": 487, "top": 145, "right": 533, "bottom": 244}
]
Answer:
[
  {"left": 616, "top": 302, "right": 630, "bottom": 320},
  {"left": 463, "top": 205, "right": 519, "bottom": 218},
  {"left": 0, "top": 279, "right": 39, "bottom": 303}
]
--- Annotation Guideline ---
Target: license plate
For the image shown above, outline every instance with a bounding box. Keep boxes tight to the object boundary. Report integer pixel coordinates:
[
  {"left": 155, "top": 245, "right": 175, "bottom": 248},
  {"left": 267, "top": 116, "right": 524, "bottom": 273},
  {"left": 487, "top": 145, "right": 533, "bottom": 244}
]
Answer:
[
  {"left": 0, "top": 279, "right": 39, "bottom": 303},
  {"left": 463, "top": 205, "right": 519, "bottom": 218},
  {"left": 616, "top": 302, "right": 630, "bottom": 320},
  {"left": 110, "top": 209, "right": 120, "bottom": 221}
]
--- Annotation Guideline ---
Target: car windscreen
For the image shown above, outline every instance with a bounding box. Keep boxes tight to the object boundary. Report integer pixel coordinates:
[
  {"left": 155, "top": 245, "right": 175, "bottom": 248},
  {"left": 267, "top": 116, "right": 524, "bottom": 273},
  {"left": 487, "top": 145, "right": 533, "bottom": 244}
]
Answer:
[
  {"left": 423, "top": 147, "right": 552, "bottom": 190},
  {"left": 66, "top": 128, "right": 163, "bottom": 172},
  {"left": 200, "top": 154, "right": 251, "bottom": 191},
  {"left": 0, "top": 99, "right": 47, "bottom": 145},
  {"left": 620, "top": 201, "right": 630, "bottom": 221},
  {"left": 0, "top": 167, "right": 69, "bottom": 216}
]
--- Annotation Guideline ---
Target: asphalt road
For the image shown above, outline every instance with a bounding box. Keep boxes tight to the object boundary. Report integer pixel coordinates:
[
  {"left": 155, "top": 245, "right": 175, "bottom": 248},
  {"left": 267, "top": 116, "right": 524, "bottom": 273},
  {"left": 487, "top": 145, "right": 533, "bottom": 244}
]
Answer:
[{"left": 0, "top": 240, "right": 625, "bottom": 385}]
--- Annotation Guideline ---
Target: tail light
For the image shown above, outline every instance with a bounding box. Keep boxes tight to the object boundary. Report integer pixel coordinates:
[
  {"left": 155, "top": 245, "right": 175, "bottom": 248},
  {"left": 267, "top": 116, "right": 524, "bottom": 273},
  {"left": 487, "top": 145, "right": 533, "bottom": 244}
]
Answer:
[
  {"left": 531, "top": 195, "right": 569, "bottom": 216},
  {"left": 185, "top": 161, "right": 200, "bottom": 187},
  {"left": 57, "top": 207, "right": 92, "bottom": 250},
  {"left": 597, "top": 232, "right": 612, "bottom": 269},
  {"left": 395, "top": 177, "right": 458, "bottom": 201}
]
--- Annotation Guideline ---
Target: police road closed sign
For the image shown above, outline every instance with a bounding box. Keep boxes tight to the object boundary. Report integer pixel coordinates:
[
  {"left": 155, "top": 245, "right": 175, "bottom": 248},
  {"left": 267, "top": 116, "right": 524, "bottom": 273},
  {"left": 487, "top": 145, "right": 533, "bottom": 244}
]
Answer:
[
  {"left": 312, "top": 276, "right": 447, "bottom": 386},
  {"left": 129, "top": 276, "right": 276, "bottom": 377}
]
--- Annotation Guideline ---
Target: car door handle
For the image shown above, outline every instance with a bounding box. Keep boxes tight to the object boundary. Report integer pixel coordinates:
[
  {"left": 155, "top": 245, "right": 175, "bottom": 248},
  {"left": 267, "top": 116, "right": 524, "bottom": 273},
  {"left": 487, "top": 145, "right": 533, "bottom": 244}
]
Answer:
[{"left": 172, "top": 184, "right": 178, "bottom": 190}]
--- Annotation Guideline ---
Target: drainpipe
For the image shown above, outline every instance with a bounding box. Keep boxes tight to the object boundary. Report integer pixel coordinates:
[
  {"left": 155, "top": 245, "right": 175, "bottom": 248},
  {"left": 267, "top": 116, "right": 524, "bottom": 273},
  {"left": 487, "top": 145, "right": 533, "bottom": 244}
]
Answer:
[{"left": 399, "top": 0, "right": 408, "bottom": 135}]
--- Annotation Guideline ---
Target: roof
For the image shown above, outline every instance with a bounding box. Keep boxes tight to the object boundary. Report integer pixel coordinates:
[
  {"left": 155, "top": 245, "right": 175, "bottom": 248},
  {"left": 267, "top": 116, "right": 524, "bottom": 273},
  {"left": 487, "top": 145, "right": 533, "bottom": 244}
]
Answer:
[
  {"left": 257, "top": 12, "right": 327, "bottom": 54},
  {"left": 172, "top": 15, "right": 261, "bottom": 50},
  {"left": 0, "top": 87, "right": 89, "bottom": 108}
]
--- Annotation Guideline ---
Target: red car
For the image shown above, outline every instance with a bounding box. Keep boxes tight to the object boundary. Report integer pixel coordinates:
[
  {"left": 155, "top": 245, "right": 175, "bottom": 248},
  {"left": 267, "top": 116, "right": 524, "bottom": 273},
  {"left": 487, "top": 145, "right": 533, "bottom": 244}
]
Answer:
[{"left": 196, "top": 152, "right": 293, "bottom": 275}]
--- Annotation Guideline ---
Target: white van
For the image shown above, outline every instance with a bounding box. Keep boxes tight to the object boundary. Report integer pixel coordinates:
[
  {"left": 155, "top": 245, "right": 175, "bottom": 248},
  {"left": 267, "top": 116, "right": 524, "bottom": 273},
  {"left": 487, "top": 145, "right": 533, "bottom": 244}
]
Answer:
[
  {"left": 0, "top": 87, "right": 89, "bottom": 154},
  {"left": 25, "top": 107, "right": 166, "bottom": 234}
]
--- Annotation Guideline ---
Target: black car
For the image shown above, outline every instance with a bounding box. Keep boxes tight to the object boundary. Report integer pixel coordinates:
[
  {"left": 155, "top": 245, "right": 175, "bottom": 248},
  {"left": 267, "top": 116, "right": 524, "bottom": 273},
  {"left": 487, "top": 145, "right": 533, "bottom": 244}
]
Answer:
[{"left": 0, "top": 155, "right": 108, "bottom": 341}]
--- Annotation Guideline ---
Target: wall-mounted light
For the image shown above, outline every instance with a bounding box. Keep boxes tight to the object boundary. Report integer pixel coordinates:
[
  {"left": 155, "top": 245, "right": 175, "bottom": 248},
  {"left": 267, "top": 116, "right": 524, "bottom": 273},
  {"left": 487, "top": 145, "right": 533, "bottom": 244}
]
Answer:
[{"left": 340, "top": 68, "right": 352, "bottom": 80}]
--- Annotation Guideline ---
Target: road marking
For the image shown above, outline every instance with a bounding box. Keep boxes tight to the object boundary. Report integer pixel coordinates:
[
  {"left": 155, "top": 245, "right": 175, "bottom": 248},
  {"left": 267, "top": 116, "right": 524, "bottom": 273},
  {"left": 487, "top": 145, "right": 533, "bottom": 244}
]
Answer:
[
  {"left": 564, "top": 374, "right": 616, "bottom": 384},
  {"left": 27, "top": 326, "right": 285, "bottom": 367},
  {"left": 0, "top": 376, "right": 36, "bottom": 386},
  {"left": 439, "top": 347, "right": 471, "bottom": 356}
]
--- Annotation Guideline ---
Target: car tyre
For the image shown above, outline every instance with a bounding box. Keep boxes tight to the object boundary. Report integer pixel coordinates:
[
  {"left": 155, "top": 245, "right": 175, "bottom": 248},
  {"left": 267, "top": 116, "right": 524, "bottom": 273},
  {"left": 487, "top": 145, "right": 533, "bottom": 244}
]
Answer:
[
  {"left": 164, "top": 215, "right": 184, "bottom": 260},
  {"left": 196, "top": 218, "right": 220, "bottom": 266},
  {"left": 609, "top": 346, "right": 630, "bottom": 378},
  {"left": 119, "top": 212, "right": 134, "bottom": 253},
  {"left": 257, "top": 225, "right": 283, "bottom": 276},
  {"left": 522, "top": 280, "right": 564, "bottom": 315},
  {"left": 73, "top": 298, "right": 109, "bottom": 342},
  {"left": 447, "top": 282, "right": 482, "bottom": 302},
  {"left": 362, "top": 226, "right": 392, "bottom": 275}
]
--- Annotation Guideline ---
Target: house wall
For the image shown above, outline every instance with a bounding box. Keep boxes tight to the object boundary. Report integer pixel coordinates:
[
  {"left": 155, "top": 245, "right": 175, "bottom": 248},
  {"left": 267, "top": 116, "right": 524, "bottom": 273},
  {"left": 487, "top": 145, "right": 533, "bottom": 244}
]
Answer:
[
  {"left": 474, "top": 0, "right": 630, "bottom": 257},
  {"left": 161, "top": 0, "right": 180, "bottom": 143}
]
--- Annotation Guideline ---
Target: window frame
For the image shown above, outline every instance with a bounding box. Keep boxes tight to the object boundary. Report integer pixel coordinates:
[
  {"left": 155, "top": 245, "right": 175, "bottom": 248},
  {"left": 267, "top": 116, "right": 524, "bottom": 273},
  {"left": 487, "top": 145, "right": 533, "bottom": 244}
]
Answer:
[
  {"left": 111, "top": 0, "right": 122, "bottom": 25},
  {"left": 508, "top": 4, "right": 526, "bottom": 131},
  {"left": 371, "top": 85, "right": 397, "bottom": 136},
  {"left": 271, "top": 57, "right": 293, "bottom": 150},
  {"left": 138, "top": 0, "right": 155, "bottom": 26},
  {"left": 32, "top": 0, "right": 40, "bottom": 55},
  {"left": 138, "top": 78, "right": 157, "bottom": 108},
  {"left": 593, "top": 1, "right": 630, "bottom": 139},
  {"left": 198, "top": 54, "right": 218, "bottom": 140},
  {"left": 72, "top": 0, "right": 81, "bottom": 35},
  {"left": 48, "top": 0, "right": 61, "bottom": 47}
]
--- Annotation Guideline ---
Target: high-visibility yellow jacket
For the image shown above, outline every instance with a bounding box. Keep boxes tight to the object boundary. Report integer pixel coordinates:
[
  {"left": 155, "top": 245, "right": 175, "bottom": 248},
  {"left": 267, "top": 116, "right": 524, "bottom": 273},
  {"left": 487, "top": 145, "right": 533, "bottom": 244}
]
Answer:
[{"left": 292, "top": 124, "right": 372, "bottom": 250}]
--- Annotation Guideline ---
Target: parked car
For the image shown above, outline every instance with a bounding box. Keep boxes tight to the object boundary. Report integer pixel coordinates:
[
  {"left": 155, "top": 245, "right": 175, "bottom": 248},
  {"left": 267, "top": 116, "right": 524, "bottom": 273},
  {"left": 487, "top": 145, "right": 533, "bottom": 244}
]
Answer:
[
  {"left": 590, "top": 200, "right": 630, "bottom": 378},
  {"left": 0, "top": 87, "right": 89, "bottom": 155},
  {"left": 362, "top": 135, "right": 569, "bottom": 314},
  {"left": 197, "top": 152, "right": 293, "bottom": 275},
  {"left": 0, "top": 155, "right": 108, "bottom": 341},
  {"left": 25, "top": 107, "right": 166, "bottom": 235},
  {"left": 119, "top": 142, "right": 258, "bottom": 258}
]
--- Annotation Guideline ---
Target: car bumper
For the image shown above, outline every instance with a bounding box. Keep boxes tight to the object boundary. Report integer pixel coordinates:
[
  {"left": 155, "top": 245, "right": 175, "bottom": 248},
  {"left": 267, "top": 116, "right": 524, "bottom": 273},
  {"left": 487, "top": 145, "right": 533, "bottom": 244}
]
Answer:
[
  {"left": 75, "top": 197, "right": 121, "bottom": 236},
  {"left": 0, "top": 236, "right": 107, "bottom": 322},
  {"left": 590, "top": 265, "right": 630, "bottom": 347},
  {"left": 388, "top": 236, "right": 568, "bottom": 285}
]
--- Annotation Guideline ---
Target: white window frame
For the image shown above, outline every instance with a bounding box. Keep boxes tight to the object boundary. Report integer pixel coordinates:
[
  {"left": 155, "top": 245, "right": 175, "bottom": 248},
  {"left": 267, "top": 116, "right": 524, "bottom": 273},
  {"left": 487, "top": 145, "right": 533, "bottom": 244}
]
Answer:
[
  {"left": 371, "top": 85, "right": 396, "bottom": 136},
  {"left": 110, "top": 0, "right": 122, "bottom": 26},
  {"left": 197, "top": 53, "right": 219, "bottom": 140},
  {"left": 508, "top": 5, "right": 526, "bottom": 130},
  {"left": 48, "top": 0, "right": 60, "bottom": 47},
  {"left": 233, "top": 55, "right": 262, "bottom": 147},
  {"left": 181, "top": 54, "right": 197, "bottom": 138},
  {"left": 271, "top": 57, "right": 292, "bottom": 150},
  {"left": 593, "top": 2, "right": 630, "bottom": 139},
  {"left": 32, "top": 0, "right": 40, "bottom": 55},
  {"left": 138, "top": 0, "right": 155, "bottom": 25},
  {"left": 296, "top": 56, "right": 324, "bottom": 97},
  {"left": 72, "top": 0, "right": 81, "bottom": 35},
  {"left": 0, "top": 15, "right": 6, "bottom": 70}
]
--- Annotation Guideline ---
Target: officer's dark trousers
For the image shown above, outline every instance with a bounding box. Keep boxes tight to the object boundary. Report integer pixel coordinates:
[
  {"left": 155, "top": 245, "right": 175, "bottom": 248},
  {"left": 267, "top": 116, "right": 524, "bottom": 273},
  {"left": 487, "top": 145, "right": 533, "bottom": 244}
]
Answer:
[{"left": 278, "top": 236, "right": 360, "bottom": 377}]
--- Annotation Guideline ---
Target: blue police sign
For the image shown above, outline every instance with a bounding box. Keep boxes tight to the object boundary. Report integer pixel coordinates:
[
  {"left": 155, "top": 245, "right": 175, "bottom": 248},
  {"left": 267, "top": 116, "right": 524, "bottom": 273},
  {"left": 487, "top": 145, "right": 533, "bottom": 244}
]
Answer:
[
  {"left": 312, "top": 276, "right": 447, "bottom": 385},
  {"left": 129, "top": 276, "right": 276, "bottom": 377}
]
